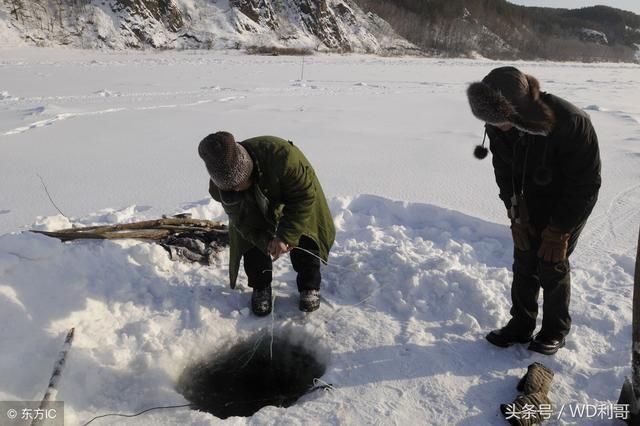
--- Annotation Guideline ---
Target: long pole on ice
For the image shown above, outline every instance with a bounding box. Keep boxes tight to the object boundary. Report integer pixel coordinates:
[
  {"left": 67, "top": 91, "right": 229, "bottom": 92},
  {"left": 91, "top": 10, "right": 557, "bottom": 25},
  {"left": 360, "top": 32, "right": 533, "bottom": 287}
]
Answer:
[
  {"left": 618, "top": 227, "right": 640, "bottom": 424},
  {"left": 31, "top": 328, "right": 75, "bottom": 426},
  {"left": 634, "top": 227, "right": 640, "bottom": 394}
]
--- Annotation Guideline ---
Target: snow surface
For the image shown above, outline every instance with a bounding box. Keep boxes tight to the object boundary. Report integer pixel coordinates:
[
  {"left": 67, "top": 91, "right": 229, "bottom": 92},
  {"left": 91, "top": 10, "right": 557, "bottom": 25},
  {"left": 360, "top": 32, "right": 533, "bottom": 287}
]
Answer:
[{"left": 0, "top": 48, "right": 639, "bottom": 425}]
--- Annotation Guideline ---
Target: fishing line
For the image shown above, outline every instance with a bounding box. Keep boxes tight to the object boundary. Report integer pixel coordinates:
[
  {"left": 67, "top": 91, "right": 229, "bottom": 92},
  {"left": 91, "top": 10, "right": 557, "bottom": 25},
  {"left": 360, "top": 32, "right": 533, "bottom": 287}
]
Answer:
[
  {"left": 289, "top": 246, "right": 393, "bottom": 313},
  {"left": 37, "top": 173, "right": 68, "bottom": 220},
  {"left": 84, "top": 243, "right": 390, "bottom": 424},
  {"left": 80, "top": 404, "right": 194, "bottom": 426},
  {"left": 270, "top": 292, "right": 276, "bottom": 361}
]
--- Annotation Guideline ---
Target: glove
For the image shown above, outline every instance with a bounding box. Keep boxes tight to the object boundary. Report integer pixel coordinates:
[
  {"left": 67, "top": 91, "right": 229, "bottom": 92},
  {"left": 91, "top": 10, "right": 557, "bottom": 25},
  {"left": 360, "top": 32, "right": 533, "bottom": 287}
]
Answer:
[
  {"left": 511, "top": 221, "right": 532, "bottom": 251},
  {"left": 517, "top": 362, "right": 554, "bottom": 396},
  {"left": 538, "top": 226, "right": 570, "bottom": 262}
]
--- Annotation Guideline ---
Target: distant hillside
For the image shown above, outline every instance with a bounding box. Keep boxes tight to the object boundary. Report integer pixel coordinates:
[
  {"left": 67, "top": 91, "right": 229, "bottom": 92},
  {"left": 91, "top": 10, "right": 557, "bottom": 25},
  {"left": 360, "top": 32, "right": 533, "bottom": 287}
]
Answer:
[
  {"left": 0, "top": 0, "right": 417, "bottom": 54},
  {"left": 1, "top": 0, "right": 639, "bottom": 62},
  {"left": 354, "top": 0, "right": 640, "bottom": 62}
]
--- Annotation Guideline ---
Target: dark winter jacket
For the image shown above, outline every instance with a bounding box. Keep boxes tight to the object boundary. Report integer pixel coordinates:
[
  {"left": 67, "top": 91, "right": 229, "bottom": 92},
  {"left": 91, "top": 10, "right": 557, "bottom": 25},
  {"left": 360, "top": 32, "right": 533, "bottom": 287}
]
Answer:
[
  {"left": 208, "top": 136, "right": 336, "bottom": 288},
  {"left": 487, "top": 93, "right": 601, "bottom": 233}
]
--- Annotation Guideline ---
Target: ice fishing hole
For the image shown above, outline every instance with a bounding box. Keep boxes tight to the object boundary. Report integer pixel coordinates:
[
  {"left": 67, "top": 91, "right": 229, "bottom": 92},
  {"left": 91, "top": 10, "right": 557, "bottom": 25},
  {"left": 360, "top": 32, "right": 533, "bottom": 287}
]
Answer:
[{"left": 176, "top": 331, "right": 327, "bottom": 419}]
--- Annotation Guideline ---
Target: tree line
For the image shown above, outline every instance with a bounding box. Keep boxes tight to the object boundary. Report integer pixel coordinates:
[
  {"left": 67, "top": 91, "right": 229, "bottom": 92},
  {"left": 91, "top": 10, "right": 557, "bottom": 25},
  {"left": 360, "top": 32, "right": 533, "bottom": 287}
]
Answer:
[{"left": 354, "top": 0, "right": 640, "bottom": 62}]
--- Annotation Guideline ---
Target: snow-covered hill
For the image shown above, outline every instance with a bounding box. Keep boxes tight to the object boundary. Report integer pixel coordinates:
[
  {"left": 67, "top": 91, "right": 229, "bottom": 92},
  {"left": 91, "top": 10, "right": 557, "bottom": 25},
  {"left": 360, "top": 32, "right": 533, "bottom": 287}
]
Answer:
[
  {"left": 358, "top": 1, "right": 640, "bottom": 62},
  {"left": 0, "top": 0, "right": 416, "bottom": 53}
]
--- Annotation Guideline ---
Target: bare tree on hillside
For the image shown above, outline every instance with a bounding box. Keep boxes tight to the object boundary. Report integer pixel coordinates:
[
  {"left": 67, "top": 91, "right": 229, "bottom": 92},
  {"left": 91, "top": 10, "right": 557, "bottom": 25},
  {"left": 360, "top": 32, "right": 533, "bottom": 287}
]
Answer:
[{"left": 9, "top": 0, "right": 25, "bottom": 23}]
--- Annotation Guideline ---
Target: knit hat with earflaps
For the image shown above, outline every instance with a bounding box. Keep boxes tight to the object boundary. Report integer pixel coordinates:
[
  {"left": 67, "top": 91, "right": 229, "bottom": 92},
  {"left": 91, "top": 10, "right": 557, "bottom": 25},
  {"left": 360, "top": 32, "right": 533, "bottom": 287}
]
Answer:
[
  {"left": 467, "top": 66, "right": 556, "bottom": 136},
  {"left": 198, "top": 131, "right": 254, "bottom": 191}
]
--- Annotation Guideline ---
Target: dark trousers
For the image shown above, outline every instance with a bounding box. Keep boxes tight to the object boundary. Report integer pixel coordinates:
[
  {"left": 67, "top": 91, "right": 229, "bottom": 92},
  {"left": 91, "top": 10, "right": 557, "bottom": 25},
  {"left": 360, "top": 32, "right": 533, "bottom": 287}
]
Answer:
[
  {"left": 243, "top": 235, "right": 321, "bottom": 292},
  {"left": 507, "top": 221, "right": 586, "bottom": 339}
]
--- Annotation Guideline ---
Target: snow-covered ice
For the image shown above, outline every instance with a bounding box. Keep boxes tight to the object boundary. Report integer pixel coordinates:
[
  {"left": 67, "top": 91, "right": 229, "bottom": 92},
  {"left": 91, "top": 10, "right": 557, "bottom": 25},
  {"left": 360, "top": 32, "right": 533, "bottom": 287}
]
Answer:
[{"left": 0, "top": 48, "right": 639, "bottom": 425}]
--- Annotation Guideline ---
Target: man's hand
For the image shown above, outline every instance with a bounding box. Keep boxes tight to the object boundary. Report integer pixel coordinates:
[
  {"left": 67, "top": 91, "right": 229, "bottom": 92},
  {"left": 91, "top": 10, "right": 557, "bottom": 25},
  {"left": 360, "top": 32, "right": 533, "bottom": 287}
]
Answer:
[
  {"left": 268, "top": 238, "right": 291, "bottom": 260},
  {"left": 511, "top": 221, "right": 532, "bottom": 251},
  {"left": 538, "top": 226, "right": 570, "bottom": 263}
]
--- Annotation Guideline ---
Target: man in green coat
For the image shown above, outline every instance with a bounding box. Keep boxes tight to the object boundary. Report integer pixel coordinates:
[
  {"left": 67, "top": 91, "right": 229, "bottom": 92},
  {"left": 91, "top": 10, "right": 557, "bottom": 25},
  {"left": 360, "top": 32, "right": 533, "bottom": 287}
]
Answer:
[{"left": 198, "top": 131, "right": 336, "bottom": 316}]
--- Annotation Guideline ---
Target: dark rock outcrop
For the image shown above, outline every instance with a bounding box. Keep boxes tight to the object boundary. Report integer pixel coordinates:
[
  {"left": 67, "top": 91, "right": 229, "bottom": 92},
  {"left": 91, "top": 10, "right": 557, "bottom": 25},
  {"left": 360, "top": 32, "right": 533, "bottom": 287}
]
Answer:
[{"left": 115, "top": 0, "right": 183, "bottom": 32}]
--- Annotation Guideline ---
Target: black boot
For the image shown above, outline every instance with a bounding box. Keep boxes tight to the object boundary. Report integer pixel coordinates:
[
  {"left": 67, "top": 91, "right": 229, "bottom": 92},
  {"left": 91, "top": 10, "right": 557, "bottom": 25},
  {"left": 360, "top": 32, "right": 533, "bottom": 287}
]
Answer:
[
  {"left": 528, "top": 332, "right": 565, "bottom": 355},
  {"left": 299, "top": 290, "right": 320, "bottom": 312},
  {"left": 291, "top": 236, "right": 322, "bottom": 313},
  {"left": 251, "top": 286, "right": 272, "bottom": 317},
  {"left": 486, "top": 325, "right": 533, "bottom": 348}
]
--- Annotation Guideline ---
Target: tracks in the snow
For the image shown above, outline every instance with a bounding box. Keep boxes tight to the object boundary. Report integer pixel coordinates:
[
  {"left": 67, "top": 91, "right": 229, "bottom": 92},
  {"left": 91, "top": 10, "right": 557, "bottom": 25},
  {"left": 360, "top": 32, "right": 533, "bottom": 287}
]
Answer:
[{"left": 581, "top": 182, "right": 640, "bottom": 259}]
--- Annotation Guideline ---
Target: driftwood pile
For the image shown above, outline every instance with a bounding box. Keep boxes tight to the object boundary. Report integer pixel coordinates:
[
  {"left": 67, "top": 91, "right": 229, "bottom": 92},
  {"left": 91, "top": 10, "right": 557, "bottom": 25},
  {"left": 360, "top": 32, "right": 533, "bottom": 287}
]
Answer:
[{"left": 32, "top": 215, "right": 229, "bottom": 265}]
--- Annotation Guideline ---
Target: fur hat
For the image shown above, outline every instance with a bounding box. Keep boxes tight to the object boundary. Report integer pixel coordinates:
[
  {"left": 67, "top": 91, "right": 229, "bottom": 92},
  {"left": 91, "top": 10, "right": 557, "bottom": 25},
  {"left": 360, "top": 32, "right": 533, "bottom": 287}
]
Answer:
[
  {"left": 198, "top": 131, "right": 254, "bottom": 191},
  {"left": 467, "top": 66, "right": 555, "bottom": 136}
]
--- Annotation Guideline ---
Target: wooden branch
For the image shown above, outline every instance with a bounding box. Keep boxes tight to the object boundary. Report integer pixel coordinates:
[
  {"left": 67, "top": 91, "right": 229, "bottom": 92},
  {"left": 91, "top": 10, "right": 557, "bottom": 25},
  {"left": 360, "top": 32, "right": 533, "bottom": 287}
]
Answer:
[
  {"left": 50, "top": 218, "right": 225, "bottom": 233},
  {"left": 156, "top": 225, "right": 227, "bottom": 233},
  {"left": 31, "top": 218, "right": 228, "bottom": 242},
  {"left": 32, "top": 229, "right": 173, "bottom": 241}
]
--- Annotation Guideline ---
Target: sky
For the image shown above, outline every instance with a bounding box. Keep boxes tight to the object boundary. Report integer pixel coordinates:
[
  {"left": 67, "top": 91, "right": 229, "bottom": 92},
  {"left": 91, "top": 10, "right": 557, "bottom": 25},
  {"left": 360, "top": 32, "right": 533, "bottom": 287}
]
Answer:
[{"left": 509, "top": 0, "right": 640, "bottom": 15}]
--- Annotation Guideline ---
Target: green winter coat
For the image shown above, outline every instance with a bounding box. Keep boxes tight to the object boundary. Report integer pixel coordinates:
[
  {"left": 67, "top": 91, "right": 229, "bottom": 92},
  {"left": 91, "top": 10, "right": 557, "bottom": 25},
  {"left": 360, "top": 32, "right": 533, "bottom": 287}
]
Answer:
[{"left": 208, "top": 136, "right": 336, "bottom": 288}]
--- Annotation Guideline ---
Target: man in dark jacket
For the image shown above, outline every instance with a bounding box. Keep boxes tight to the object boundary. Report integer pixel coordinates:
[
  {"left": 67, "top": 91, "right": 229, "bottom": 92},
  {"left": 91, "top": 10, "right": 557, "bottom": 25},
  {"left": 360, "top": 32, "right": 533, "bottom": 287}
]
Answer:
[
  {"left": 466, "top": 67, "right": 601, "bottom": 355},
  {"left": 198, "top": 132, "right": 336, "bottom": 316}
]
